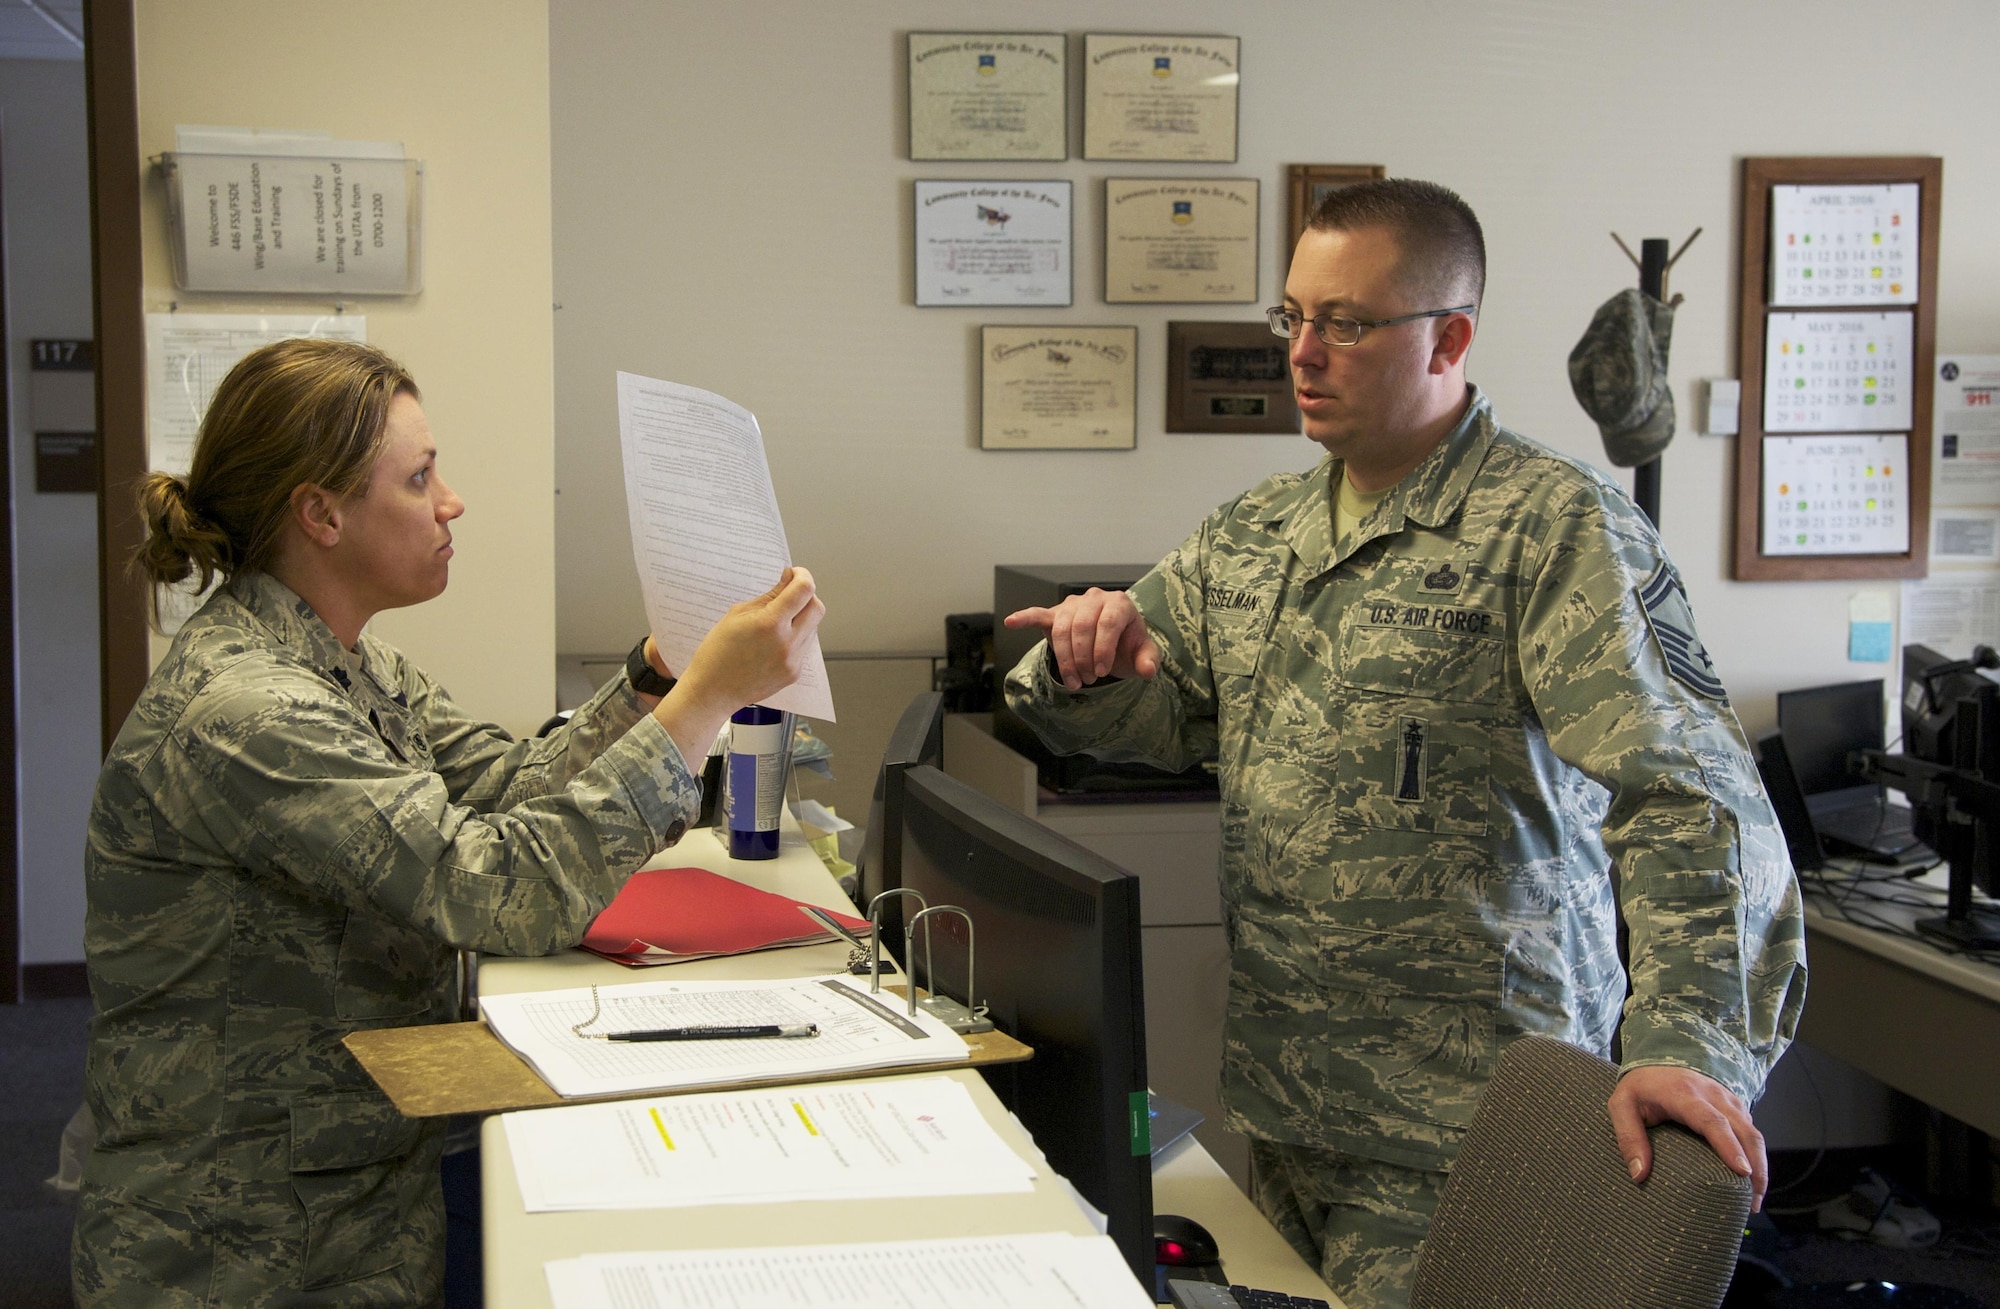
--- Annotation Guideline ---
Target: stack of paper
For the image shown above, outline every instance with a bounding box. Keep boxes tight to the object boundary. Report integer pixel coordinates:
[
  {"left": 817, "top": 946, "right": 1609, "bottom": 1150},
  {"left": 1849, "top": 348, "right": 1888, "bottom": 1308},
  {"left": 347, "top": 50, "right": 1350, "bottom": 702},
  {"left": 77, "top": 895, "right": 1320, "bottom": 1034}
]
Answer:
[
  {"left": 479, "top": 974, "right": 969, "bottom": 1099},
  {"left": 544, "top": 1233, "right": 1155, "bottom": 1308},
  {"left": 581, "top": 866, "right": 871, "bottom": 967},
  {"left": 503, "top": 1075, "right": 1034, "bottom": 1212}
]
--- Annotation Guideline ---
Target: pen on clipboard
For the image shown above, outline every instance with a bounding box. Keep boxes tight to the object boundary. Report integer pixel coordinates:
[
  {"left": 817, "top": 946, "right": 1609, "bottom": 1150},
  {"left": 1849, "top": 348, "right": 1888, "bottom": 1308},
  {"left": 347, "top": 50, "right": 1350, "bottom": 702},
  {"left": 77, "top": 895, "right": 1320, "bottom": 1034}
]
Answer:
[{"left": 606, "top": 1023, "right": 820, "bottom": 1043}]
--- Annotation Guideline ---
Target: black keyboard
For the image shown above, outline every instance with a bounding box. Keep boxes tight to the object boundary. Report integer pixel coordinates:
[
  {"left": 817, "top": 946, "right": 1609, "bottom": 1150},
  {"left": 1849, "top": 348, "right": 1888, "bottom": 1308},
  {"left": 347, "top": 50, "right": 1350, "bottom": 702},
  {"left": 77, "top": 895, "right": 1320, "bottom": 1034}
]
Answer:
[
  {"left": 1164, "top": 1278, "right": 1334, "bottom": 1309},
  {"left": 1813, "top": 799, "right": 1919, "bottom": 856},
  {"left": 1230, "top": 1287, "right": 1335, "bottom": 1309}
]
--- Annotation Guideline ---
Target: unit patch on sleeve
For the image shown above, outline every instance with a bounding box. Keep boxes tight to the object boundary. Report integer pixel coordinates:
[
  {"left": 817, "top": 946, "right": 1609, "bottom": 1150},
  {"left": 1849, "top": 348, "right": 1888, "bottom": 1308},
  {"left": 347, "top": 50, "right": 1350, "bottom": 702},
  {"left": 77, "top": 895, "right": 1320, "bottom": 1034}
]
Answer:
[{"left": 1637, "top": 564, "right": 1727, "bottom": 700}]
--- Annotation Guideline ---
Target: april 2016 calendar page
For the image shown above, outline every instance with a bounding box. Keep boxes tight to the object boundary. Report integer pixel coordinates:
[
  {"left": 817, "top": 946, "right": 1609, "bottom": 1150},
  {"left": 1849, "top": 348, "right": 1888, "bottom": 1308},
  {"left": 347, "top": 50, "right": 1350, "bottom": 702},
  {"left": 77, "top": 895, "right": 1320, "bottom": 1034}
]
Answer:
[
  {"left": 1769, "top": 183, "right": 1918, "bottom": 307},
  {"left": 1764, "top": 311, "right": 1913, "bottom": 434},
  {"left": 1762, "top": 434, "right": 1909, "bottom": 557}
]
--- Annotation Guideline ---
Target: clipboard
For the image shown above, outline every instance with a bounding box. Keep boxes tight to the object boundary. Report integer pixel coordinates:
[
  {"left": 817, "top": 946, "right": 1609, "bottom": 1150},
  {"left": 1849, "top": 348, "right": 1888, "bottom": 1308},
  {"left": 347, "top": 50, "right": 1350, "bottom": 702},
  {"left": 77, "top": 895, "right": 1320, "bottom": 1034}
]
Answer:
[{"left": 345, "top": 987, "right": 1031, "bottom": 1118}]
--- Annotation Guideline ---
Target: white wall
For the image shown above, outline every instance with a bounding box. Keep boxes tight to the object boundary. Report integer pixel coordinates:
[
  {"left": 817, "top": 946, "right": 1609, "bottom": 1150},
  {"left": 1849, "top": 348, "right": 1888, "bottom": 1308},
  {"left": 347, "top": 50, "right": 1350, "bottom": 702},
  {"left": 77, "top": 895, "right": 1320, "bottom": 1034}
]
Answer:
[
  {"left": 133, "top": 0, "right": 557, "bottom": 735},
  {"left": 548, "top": 0, "right": 2000, "bottom": 738},
  {"left": 2, "top": 56, "right": 97, "bottom": 963}
]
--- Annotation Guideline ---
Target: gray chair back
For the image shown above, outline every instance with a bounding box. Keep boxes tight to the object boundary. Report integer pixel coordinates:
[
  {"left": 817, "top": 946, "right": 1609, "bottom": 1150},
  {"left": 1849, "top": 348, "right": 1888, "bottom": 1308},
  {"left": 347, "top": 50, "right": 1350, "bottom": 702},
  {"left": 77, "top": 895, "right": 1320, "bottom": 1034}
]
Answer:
[{"left": 1408, "top": 1035, "right": 1751, "bottom": 1309}]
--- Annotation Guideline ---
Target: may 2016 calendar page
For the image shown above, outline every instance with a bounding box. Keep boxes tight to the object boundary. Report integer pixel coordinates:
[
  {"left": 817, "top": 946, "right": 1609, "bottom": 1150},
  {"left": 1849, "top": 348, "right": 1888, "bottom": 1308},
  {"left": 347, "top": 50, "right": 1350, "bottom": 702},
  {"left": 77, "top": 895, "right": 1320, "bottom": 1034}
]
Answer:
[{"left": 1764, "top": 311, "right": 1913, "bottom": 434}]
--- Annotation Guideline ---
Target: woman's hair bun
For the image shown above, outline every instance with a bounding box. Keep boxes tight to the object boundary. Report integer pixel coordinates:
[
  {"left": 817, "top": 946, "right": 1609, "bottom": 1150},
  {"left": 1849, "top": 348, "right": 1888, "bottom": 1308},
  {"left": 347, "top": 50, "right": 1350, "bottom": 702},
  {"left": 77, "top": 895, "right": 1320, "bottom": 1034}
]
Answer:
[{"left": 133, "top": 471, "right": 233, "bottom": 591}]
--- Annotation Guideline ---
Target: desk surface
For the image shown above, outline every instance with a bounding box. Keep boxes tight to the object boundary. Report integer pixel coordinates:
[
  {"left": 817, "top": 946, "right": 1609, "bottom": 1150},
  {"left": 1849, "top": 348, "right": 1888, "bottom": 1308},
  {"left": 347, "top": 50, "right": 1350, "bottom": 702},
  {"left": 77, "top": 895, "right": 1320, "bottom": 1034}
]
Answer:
[
  {"left": 471, "top": 822, "right": 1342, "bottom": 1307},
  {"left": 1798, "top": 864, "right": 2000, "bottom": 1137},
  {"left": 481, "top": 1073, "right": 1341, "bottom": 1309},
  {"left": 1802, "top": 864, "right": 2000, "bottom": 1001}
]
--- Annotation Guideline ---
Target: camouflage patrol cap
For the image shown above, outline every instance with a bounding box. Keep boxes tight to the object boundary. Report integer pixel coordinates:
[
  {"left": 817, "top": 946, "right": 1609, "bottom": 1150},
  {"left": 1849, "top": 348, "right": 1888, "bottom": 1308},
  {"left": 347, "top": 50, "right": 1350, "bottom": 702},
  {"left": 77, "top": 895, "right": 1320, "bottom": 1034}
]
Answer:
[{"left": 1567, "top": 287, "right": 1675, "bottom": 468}]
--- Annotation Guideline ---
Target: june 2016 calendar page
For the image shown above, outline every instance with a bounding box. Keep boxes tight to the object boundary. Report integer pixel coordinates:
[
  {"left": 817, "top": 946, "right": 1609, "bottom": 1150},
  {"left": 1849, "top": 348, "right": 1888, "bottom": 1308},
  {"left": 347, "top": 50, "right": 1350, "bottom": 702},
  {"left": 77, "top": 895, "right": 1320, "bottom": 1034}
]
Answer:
[{"left": 1762, "top": 433, "right": 1909, "bottom": 557}]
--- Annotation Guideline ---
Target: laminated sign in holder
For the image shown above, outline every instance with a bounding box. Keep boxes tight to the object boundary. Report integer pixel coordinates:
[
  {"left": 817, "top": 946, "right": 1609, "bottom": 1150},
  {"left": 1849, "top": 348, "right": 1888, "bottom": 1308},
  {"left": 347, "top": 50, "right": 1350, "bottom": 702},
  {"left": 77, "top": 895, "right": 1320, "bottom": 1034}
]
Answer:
[{"left": 156, "top": 135, "right": 424, "bottom": 295}]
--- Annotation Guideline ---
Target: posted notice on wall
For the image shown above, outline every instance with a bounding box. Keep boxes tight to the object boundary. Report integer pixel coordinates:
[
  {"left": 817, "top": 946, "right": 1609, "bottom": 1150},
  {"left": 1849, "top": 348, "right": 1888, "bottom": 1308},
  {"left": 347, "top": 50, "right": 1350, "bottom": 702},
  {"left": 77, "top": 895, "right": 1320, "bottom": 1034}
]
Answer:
[
  {"left": 1931, "top": 355, "right": 2000, "bottom": 508},
  {"left": 168, "top": 127, "right": 417, "bottom": 295},
  {"left": 145, "top": 313, "right": 367, "bottom": 477},
  {"left": 144, "top": 312, "right": 367, "bottom": 634},
  {"left": 1901, "top": 575, "right": 2000, "bottom": 656},
  {"left": 1902, "top": 355, "right": 2000, "bottom": 658}
]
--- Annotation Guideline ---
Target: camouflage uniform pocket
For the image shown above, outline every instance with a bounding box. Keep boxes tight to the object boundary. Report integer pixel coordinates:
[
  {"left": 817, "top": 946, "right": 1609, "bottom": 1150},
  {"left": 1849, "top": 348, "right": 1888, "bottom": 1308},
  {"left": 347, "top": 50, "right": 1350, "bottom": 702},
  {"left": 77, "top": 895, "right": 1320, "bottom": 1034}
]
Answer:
[
  {"left": 1632, "top": 869, "right": 1744, "bottom": 1002},
  {"left": 1332, "top": 624, "right": 1502, "bottom": 836},
  {"left": 1312, "top": 923, "right": 1501, "bottom": 1131},
  {"left": 1207, "top": 604, "right": 1272, "bottom": 679},
  {"left": 289, "top": 1091, "right": 430, "bottom": 1290},
  {"left": 334, "top": 907, "right": 451, "bottom": 1022}
]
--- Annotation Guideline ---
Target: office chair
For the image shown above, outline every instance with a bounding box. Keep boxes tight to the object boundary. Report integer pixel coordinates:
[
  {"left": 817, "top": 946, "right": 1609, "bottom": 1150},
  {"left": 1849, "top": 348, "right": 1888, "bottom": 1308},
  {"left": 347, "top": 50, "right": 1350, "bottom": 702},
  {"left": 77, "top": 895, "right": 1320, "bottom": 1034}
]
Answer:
[{"left": 1408, "top": 1035, "right": 1752, "bottom": 1309}]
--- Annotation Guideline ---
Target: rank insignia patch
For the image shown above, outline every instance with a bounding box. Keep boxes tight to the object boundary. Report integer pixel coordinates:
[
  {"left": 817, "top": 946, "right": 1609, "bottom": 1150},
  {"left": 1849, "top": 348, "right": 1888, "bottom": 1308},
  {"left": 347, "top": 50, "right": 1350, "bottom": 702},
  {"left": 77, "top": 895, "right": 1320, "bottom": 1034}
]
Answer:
[
  {"left": 1422, "top": 562, "right": 1462, "bottom": 593},
  {"left": 1638, "top": 564, "right": 1726, "bottom": 699}
]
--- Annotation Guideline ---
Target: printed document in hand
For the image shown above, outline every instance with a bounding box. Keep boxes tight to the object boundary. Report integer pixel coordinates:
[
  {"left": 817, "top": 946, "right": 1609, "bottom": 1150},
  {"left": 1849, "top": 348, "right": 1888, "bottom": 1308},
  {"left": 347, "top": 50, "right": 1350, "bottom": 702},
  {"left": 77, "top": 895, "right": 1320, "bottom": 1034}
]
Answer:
[
  {"left": 503, "top": 1074, "right": 1034, "bottom": 1212},
  {"left": 479, "top": 974, "right": 967, "bottom": 1099},
  {"left": 616, "top": 373, "right": 834, "bottom": 720},
  {"left": 544, "top": 1233, "right": 1156, "bottom": 1309}
]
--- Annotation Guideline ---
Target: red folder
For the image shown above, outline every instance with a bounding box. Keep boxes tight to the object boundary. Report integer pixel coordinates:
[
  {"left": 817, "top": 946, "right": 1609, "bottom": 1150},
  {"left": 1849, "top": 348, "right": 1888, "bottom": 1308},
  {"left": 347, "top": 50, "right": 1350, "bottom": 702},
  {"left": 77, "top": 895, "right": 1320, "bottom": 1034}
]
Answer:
[{"left": 580, "top": 866, "right": 873, "bottom": 967}]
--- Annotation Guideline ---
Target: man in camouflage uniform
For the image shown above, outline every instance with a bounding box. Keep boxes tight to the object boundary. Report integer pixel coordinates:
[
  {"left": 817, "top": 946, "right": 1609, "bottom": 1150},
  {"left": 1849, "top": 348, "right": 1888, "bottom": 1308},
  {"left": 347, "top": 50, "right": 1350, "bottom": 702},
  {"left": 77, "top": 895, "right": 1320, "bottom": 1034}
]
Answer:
[
  {"left": 74, "top": 571, "right": 702, "bottom": 1305},
  {"left": 1004, "top": 180, "right": 1805, "bottom": 1309}
]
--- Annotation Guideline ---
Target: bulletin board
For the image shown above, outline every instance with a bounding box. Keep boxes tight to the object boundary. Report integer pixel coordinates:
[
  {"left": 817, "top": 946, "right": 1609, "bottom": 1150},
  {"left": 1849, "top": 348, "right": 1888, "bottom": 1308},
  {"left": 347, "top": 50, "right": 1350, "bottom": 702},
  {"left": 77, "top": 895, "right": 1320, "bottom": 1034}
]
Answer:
[{"left": 1732, "top": 156, "right": 1941, "bottom": 581}]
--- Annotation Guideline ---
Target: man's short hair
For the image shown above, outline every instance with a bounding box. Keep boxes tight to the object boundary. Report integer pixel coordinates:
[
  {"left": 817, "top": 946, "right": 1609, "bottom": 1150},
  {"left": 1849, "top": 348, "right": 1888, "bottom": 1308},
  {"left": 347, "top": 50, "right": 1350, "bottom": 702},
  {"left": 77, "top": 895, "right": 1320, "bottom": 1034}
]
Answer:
[{"left": 1306, "top": 178, "right": 1486, "bottom": 314}]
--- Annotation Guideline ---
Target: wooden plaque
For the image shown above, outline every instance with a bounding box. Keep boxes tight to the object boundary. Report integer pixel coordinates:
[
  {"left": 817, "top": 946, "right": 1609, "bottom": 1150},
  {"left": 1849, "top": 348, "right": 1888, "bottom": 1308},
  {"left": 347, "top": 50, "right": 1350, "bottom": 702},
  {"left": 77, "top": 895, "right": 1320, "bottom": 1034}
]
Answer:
[{"left": 1166, "top": 321, "right": 1299, "bottom": 433}]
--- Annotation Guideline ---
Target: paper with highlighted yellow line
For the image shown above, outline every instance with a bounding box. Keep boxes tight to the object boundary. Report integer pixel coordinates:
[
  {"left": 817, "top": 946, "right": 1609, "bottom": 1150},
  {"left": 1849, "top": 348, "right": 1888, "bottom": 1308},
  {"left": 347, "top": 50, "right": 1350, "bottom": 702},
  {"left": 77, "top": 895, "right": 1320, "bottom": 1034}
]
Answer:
[{"left": 502, "top": 1075, "right": 1034, "bottom": 1211}]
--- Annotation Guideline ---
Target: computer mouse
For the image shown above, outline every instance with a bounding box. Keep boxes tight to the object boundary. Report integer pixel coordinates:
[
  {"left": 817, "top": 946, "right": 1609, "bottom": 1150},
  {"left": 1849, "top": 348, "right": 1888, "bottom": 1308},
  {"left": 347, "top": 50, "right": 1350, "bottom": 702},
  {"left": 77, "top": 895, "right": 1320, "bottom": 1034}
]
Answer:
[{"left": 1154, "top": 1212, "right": 1221, "bottom": 1267}]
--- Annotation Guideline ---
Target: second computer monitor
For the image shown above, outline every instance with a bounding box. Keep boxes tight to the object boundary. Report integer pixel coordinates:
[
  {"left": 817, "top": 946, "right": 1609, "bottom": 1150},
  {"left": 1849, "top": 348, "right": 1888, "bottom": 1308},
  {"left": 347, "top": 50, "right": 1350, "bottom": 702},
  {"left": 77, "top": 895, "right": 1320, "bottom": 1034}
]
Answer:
[
  {"left": 896, "top": 763, "right": 1154, "bottom": 1285},
  {"left": 855, "top": 691, "right": 945, "bottom": 907},
  {"left": 1776, "top": 679, "right": 1885, "bottom": 804}
]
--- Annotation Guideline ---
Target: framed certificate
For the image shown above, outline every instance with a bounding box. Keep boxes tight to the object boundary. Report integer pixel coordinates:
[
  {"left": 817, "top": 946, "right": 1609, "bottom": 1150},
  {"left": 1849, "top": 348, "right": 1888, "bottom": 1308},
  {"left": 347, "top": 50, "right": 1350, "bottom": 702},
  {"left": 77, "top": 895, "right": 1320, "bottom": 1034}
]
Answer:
[
  {"left": 908, "top": 32, "right": 1068, "bottom": 161},
  {"left": 1166, "top": 321, "right": 1300, "bottom": 434},
  {"left": 1286, "top": 164, "right": 1386, "bottom": 262},
  {"left": 915, "top": 181, "right": 1072, "bottom": 307},
  {"left": 1082, "top": 34, "right": 1239, "bottom": 162},
  {"left": 981, "top": 325, "right": 1138, "bottom": 450},
  {"left": 1103, "top": 179, "right": 1258, "bottom": 304}
]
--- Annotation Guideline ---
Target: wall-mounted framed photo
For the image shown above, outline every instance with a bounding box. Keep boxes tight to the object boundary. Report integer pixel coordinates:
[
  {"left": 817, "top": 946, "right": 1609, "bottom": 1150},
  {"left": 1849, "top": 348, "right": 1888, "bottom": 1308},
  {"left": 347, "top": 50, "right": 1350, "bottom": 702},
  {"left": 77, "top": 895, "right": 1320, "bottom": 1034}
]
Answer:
[
  {"left": 908, "top": 32, "right": 1067, "bottom": 161},
  {"left": 1166, "top": 321, "right": 1300, "bottom": 434},
  {"left": 1285, "top": 164, "right": 1386, "bottom": 263},
  {"left": 1082, "top": 33, "right": 1238, "bottom": 162},
  {"left": 1104, "top": 178, "right": 1258, "bottom": 304},
  {"left": 981, "top": 325, "right": 1138, "bottom": 450},
  {"left": 914, "top": 180, "right": 1072, "bottom": 307}
]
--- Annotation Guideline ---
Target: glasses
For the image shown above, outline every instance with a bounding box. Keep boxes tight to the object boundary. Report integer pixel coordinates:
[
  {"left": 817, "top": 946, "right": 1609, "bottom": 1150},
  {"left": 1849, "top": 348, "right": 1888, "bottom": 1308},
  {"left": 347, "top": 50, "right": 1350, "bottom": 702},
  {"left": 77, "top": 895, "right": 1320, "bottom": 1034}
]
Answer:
[{"left": 1265, "top": 303, "right": 1475, "bottom": 348}]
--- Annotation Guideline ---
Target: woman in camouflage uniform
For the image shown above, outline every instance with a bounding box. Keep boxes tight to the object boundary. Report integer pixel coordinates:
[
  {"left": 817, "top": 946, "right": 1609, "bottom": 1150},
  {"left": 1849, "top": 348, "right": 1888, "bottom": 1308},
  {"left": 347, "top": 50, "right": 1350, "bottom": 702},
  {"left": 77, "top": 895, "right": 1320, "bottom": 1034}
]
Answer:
[{"left": 72, "top": 338, "right": 822, "bottom": 1306}]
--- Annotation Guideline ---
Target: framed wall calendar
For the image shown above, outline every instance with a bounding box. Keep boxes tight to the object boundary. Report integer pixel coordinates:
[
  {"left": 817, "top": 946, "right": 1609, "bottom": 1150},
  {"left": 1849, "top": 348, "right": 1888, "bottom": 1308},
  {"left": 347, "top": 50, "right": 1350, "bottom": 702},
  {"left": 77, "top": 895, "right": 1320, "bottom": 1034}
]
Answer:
[{"left": 1732, "top": 156, "right": 1942, "bottom": 581}]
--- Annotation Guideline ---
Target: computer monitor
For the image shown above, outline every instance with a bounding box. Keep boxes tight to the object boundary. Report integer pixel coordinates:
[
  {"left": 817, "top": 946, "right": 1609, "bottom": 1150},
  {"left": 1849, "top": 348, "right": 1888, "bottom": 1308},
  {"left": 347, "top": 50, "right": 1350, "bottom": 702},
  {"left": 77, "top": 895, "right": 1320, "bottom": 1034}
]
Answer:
[
  {"left": 1776, "top": 679, "right": 1887, "bottom": 808},
  {"left": 855, "top": 691, "right": 945, "bottom": 908},
  {"left": 991, "top": 563, "right": 1217, "bottom": 797},
  {"left": 1899, "top": 645, "right": 2000, "bottom": 932},
  {"left": 1755, "top": 731, "right": 1826, "bottom": 873},
  {"left": 896, "top": 764, "right": 1154, "bottom": 1285},
  {"left": 1775, "top": 678, "right": 1923, "bottom": 860}
]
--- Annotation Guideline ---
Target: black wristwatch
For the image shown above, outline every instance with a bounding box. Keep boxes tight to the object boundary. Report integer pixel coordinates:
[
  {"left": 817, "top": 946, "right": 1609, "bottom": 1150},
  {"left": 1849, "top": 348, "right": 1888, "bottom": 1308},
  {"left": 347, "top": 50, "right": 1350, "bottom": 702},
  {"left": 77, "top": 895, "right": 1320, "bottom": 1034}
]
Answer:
[{"left": 625, "top": 639, "right": 677, "bottom": 698}]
